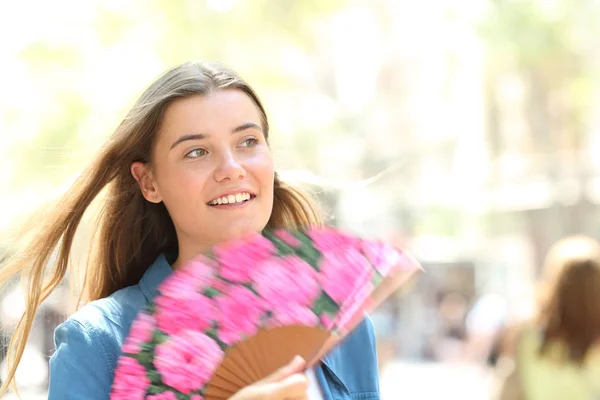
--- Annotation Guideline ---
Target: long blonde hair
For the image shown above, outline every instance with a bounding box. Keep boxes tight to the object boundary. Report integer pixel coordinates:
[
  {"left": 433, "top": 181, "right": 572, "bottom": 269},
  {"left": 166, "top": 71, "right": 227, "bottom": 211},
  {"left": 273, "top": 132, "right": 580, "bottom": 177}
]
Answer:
[
  {"left": 0, "top": 61, "right": 322, "bottom": 395},
  {"left": 537, "top": 235, "right": 600, "bottom": 365}
]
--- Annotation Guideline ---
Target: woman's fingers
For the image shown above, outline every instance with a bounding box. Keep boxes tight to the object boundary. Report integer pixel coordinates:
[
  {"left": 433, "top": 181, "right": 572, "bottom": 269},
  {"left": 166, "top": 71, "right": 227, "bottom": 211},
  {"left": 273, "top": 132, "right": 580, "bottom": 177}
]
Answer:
[
  {"left": 260, "top": 373, "right": 309, "bottom": 399},
  {"left": 260, "top": 356, "right": 306, "bottom": 384},
  {"left": 231, "top": 372, "right": 309, "bottom": 400},
  {"left": 229, "top": 356, "right": 309, "bottom": 400}
]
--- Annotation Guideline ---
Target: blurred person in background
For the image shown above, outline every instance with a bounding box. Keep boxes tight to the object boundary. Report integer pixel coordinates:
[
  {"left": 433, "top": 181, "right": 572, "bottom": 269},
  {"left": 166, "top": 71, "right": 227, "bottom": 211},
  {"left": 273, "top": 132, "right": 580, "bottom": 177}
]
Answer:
[
  {"left": 433, "top": 292, "right": 469, "bottom": 363},
  {"left": 465, "top": 290, "right": 508, "bottom": 367},
  {"left": 0, "top": 61, "right": 387, "bottom": 399},
  {"left": 494, "top": 235, "right": 600, "bottom": 399}
]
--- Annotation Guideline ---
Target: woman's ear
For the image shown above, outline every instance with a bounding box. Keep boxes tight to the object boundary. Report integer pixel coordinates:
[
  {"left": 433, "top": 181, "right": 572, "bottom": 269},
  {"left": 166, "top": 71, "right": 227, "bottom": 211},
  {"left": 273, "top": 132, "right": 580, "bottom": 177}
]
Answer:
[{"left": 131, "top": 162, "right": 163, "bottom": 203}]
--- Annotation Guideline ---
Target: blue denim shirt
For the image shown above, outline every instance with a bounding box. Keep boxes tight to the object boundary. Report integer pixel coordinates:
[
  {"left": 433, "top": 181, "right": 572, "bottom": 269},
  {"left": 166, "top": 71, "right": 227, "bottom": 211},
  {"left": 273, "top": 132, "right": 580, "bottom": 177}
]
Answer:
[{"left": 48, "top": 254, "right": 380, "bottom": 399}]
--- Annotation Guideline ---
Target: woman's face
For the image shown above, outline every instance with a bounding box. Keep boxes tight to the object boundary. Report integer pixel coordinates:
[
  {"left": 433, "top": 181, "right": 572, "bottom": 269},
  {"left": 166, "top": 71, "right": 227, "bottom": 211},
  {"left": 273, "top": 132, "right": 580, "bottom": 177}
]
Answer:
[{"left": 131, "top": 90, "right": 275, "bottom": 262}]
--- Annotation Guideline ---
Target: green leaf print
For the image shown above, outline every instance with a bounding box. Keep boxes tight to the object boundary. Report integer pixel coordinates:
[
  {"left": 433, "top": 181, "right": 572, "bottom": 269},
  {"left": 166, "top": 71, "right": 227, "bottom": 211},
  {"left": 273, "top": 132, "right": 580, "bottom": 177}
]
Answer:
[
  {"left": 153, "top": 330, "right": 169, "bottom": 345},
  {"left": 312, "top": 292, "right": 340, "bottom": 316},
  {"left": 147, "top": 370, "right": 162, "bottom": 384},
  {"left": 203, "top": 287, "right": 221, "bottom": 298}
]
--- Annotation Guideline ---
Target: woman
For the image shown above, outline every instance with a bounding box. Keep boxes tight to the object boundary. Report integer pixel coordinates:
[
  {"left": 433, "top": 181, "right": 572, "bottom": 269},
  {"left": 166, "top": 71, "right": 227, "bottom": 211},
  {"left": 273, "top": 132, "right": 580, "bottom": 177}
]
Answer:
[
  {"left": 496, "top": 235, "right": 600, "bottom": 399},
  {"left": 0, "top": 62, "right": 381, "bottom": 399}
]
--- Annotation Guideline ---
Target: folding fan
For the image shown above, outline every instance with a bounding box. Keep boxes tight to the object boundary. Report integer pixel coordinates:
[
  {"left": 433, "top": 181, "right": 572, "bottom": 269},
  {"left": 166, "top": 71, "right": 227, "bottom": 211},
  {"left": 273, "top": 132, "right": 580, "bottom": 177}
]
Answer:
[{"left": 110, "top": 226, "right": 420, "bottom": 400}]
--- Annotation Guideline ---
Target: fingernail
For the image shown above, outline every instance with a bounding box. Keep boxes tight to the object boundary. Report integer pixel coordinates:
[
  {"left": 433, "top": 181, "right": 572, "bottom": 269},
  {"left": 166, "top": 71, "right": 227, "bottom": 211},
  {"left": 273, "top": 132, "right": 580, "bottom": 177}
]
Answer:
[{"left": 291, "top": 355, "right": 305, "bottom": 366}]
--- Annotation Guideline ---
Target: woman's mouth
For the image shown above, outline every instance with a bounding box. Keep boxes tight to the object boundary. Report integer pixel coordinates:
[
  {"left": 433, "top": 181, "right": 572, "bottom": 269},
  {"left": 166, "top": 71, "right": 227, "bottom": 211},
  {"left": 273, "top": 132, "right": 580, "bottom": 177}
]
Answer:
[{"left": 208, "top": 192, "right": 255, "bottom": 207}]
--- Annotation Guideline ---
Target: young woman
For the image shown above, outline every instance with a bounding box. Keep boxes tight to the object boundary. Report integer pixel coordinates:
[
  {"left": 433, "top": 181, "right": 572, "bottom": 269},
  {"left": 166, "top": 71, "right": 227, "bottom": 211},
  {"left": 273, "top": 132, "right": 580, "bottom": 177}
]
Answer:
[
  {"left": 496, "top": 235, "right": 600, "bottom": 399},
  {"left": 0, "top": 61, "right": 381, "bottom": 399}
]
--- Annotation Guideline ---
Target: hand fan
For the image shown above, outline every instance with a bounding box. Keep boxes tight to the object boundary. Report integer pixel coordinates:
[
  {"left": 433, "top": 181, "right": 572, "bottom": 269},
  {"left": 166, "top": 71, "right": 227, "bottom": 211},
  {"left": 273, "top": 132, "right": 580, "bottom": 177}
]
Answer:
[{"left": 110, "top": 226, "right": 420, "bottom": 400}]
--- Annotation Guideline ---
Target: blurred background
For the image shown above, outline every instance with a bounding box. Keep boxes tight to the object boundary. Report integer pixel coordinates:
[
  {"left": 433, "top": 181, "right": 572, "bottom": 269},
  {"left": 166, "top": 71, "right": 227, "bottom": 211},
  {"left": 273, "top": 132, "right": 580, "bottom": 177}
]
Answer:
[{"left": 2, "top": 0, "right": 600, "bottom": 398}]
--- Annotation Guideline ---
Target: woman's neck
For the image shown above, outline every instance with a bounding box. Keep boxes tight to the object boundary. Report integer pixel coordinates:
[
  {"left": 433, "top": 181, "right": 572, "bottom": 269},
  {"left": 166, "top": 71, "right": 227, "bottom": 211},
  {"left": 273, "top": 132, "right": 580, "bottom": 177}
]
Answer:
[{"left": 171, "top": 236, "right": 213, "bottom": 271}]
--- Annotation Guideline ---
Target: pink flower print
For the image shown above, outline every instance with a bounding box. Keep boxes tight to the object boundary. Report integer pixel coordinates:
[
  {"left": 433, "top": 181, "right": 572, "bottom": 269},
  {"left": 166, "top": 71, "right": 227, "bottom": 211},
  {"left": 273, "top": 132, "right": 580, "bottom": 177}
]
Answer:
[
  {"left": 214, "top": 234, "right": 276, "bottom": 283},
  {"left": 147, "top": 391, "right": 178, "bottom": 400},
  {"left": 110, "top": 356, "right": 150, "bottom": 399},
  {"left": 274, "top": 229, "right": 302, "bottom": 248},
  {"left": 191, "top": 395, "right": 204, "bottom": 400},
  {"left": 306, "top": 227, "right": 359, "bottom": 253},
  {"left": 216, "top": 286, "right": 264, "bottom": 345},
  {"left": 318, "top": 247, "right": 372, "bottom": 304},
  {"left": 155, "top": 290, "right": 216, "bottom": 336},
  {"left": 269, "top": 304, "right": 319, "bottom": 328},
  {"left": 360, "top": 241, "right": 407, "bottom": 276},
  {"left": 157, "top": 272, "right": 196, "bottom": 298},
  {"left": 177, "top": 257, "right": 216, "bottom": 291},
  {"left": 334, "top": 280, "right": 373, "bottom": 332},
  {"left": 320, "top": 314, "right": 335, "bottom": 330},
  {"left": 251, "top": 255, "right": 320, "bottom": 308},
  {"left": 122, "top": 312, "right": 155, "bottom": 354},
  {"left": 154, "top": 330, "right": 224, "bottom": 394},
  {"left": 211, "top": 277, "right": 229, "bottom": 293}
]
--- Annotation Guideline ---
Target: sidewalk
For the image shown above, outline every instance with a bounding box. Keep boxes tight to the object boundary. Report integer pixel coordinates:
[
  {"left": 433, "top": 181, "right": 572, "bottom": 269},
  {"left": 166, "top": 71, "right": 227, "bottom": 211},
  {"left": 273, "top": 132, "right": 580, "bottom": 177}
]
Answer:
[{"left": 380, "top": 360, "right": 493, "bottom": 400}]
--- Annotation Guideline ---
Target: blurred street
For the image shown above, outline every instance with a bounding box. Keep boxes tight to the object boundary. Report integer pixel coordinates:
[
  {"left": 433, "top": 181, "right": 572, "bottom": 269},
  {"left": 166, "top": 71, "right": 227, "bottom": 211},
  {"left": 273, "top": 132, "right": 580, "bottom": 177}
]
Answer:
[
  {"left": 380, "top": 361, "right": 492, "bottom": 400},
  {"left": 4, "top": 360, "right": 493, "bottom": 399}
]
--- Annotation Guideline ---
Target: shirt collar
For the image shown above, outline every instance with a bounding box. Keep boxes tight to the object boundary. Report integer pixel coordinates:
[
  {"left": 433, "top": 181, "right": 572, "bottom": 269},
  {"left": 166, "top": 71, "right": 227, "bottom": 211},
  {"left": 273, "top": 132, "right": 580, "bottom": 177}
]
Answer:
[
  {"left": 139, "top": 253, "right": 174, "bottom": 302},
  {"left": 319, "top": 349, "right": 349, "bottom": 395}
]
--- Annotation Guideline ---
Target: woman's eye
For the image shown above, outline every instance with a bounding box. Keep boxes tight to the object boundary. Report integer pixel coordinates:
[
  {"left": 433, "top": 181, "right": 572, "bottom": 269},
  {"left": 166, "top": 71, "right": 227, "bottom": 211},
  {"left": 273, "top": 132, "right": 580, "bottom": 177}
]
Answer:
[
  {"left": 185, "top": 148, "right": 207, "bottom": 158},
  {"left": 241, "top": 137, "right": 259, "bottom": 148}
]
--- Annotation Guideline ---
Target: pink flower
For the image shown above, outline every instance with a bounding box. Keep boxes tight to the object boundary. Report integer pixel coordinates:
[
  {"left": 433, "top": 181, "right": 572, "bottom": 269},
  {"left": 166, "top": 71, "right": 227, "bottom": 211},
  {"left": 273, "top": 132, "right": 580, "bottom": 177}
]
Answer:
[
  {"left": 216, "top": 286, "right": 264, "bottom": 344},
  {"left": 110, "top": 356, "right": 150, "bottom": 400},
  {"left": 122, "top": 313, "right": 155, "bottom": 354},
  {"left": 269, "top": 304, "right": 319, "bottom": 328},
  {"left": 191, "top": 395, "right": 204, "bottom": 400},
  {"left": 178, "top": 258, "right": 216, "bottom": 290},
  {"left": 211, "top": 278, "right": 229, "bottom": 293},
  {"left": 214, "top": 234, "right": 276, "bottom": 283},
  {"left": 335, "top": 280, "right": 373, "bottom": 332},
  {"left": 320, "top": 314, "right": 335, "bottom": 330},
  {"left": 155, "top": 291, "right": 216, "bottom": 336},
  {"left": 361, "top": 241, "right": 407, "bottom": 276},
  {"left": 147, "top": 391, "right": 178, "bottom": 400},
  {"left": 274, "top": 229, "right": 302, "bottom": 248},
  {"left": 158, "top": 259, "right": 214, "bottom": 297},
  {"left": 318, "top": 247, "right": 372, "bottom": 304},
  {"left": 306, "top": 227, "right": 359, "bottom": 253},
  {"left": 251, "top": 255, "right": 320, "bottom": 308},
  {"left": 155, "top": 330, "right": 224, "bottom": 394}
]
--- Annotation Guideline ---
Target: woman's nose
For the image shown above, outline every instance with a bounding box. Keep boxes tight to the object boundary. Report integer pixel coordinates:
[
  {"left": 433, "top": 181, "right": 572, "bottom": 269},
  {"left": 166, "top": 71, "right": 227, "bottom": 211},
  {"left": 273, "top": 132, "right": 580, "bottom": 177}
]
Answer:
[{"left": 213, "top": 151, "right": 246, "bottom": 182}]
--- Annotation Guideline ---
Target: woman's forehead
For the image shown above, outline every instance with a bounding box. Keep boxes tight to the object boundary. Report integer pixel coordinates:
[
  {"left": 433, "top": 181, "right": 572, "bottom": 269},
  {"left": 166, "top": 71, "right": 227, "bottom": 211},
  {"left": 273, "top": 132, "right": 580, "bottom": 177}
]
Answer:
[{"left": 157, "top": 91, "right": 264, "bottom": 142}]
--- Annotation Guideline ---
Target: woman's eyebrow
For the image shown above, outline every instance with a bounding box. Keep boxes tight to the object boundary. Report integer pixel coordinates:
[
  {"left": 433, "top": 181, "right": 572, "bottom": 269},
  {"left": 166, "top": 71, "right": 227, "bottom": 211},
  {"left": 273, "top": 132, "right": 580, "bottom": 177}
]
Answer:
[
  {"left": 170, "top": 122, "right": 261, "bottom": 150},
  {"left": 231, "top": 122, "right": 262, "bottom": 134},
  {"left": 170, "top": 133, "right": 207, "bottom": 150}
]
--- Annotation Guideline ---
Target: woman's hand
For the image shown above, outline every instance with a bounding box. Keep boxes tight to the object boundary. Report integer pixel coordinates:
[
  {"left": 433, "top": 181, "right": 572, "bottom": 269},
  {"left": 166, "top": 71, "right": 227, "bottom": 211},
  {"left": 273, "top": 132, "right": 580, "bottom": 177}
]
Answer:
[{"left": 229, "top": 356, "right": 309, "bottom": 400}]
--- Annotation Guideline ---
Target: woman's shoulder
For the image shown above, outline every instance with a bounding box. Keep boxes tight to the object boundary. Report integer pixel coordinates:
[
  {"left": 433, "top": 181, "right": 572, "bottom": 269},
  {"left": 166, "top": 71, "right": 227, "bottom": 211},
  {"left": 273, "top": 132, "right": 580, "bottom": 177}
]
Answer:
[
  {"left": 70, "top": 284, "right": 147, "bottom": 329},
  {"left": 55, "top": 284, "right": 149, "bottom": 362},
  {"left": 49, "top": 284, "right": 150, "bottom": 397}
]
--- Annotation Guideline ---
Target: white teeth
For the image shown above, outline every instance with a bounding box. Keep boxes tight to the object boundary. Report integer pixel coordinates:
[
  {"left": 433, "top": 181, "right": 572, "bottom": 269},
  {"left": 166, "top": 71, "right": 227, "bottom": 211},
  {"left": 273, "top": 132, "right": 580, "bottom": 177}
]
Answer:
[{"left": 209, "top": 192, "right": 252, "bottom": 206}]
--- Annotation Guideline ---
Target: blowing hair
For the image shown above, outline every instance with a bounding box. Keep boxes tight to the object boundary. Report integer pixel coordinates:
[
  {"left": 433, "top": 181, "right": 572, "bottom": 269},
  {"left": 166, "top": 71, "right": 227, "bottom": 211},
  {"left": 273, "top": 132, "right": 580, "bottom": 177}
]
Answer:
[
  {"left": 0, "top": 61, "right": 322, "bottom": 396},
  {"left": 537, "top": 235, "right": 600, "bottom": 365}
]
